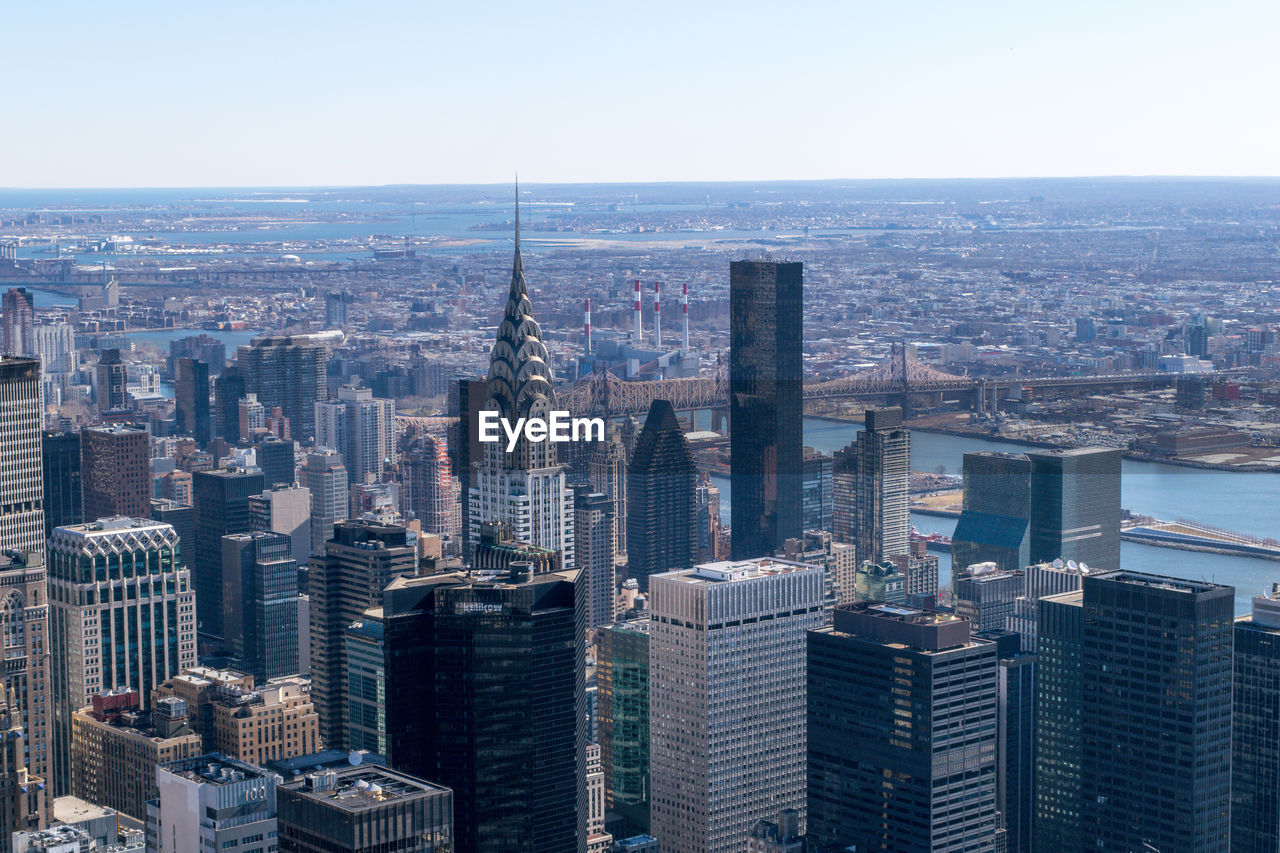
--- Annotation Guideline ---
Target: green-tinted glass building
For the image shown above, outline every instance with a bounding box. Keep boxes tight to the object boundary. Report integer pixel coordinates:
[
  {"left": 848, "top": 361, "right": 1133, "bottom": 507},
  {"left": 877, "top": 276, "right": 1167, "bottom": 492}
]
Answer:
[{"left": 598, "top": 618, "right": 650, "bottom": 835}]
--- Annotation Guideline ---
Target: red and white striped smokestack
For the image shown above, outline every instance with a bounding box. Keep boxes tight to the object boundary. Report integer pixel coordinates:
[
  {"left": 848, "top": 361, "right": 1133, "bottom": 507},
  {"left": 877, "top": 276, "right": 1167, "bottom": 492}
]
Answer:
[
  {"left": 584, "top": 298, "right": 592, "bottom": 352},
  {"left": 653, "top": 280, "right": 662, "bottom": 349},
  {"left": 682, "top": 281, "right": 690, "bottom": 353},
  {"left": 633, "top": 278, "right": 643, "bottom": 342}
]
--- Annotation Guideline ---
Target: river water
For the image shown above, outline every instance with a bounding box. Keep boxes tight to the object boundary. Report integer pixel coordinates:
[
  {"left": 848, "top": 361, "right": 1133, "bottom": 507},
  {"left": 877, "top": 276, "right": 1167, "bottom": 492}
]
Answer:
[{"left": 709, "top": 416, "right": 1280, "bottom": 615}]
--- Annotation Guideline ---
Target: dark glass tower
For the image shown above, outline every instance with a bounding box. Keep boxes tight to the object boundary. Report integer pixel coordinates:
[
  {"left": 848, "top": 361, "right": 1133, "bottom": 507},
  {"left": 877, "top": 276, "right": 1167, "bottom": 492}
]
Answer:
[
  {"left": 42, "top": 430, "right": 81, "bottom": 538},
  {"left": 1032, "top": 590, "right": 1083, "bottom": 853},
  {"left": 310, "top": 520, "right": 416, "bottom": 749},
  {"left": 213, "top": 367, "right": 246, "bottom": 444},
  {"left": 1234, "top": 588, "right": 1280, "bottom": 852},
  {"left": 954, "top": 447, "right": 1121, "bottom": 573},
  {"left": 253, "top": 436, "right": 296, "bottom": 489},
  {"left": 1026, "top": 448, "right": 1121, "bottom": 570},
  {"left": 626, "top": 399, "right": 695, "bottom": 590},
  {"left": 192, "top": 467, "right": 265, "bottom": 647},
  {"left": 952, "top": 452, "right": 1032, "bottom": 574},
  {"left": 174, "top": 357, "right": 211, "bottom": 447},
  {"left": 808, "top": 603, "right": 999, "bottom": 851},
  {"left": 1080, "top": 571, "right": 1233, "bottom": 852},
  {"left": 448, "top": 377, "right": 487, "bottom": 560},
  {"left": 729, "top": 260, "right": 802, "bottom": 560},
  {"left": 383, "top": 568, "right": 585, "bottom": 853},
  {"left": 221, "top": 530, "right": 299, "bottom": 682}
]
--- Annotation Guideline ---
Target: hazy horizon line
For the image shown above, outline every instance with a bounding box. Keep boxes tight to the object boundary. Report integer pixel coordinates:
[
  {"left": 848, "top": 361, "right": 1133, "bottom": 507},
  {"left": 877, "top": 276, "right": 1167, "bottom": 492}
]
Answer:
[{"left": 5, "top": 174, "right": 1280, "bottom": 193}]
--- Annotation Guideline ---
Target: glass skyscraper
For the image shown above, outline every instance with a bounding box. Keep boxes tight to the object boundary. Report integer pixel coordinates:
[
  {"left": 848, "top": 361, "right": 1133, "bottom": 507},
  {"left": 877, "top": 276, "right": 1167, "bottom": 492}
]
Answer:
[
  {"left": 729, "top": 260, "right": 803, "bottom": 560},
  {"left": 47, "top": 517, "right": 196, "bottom": 796}
]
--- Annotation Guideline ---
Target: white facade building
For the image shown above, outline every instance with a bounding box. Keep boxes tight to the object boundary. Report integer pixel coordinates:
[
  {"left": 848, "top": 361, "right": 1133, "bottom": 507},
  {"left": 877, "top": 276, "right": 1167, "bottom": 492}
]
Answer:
[{"left": 649, "top": 558, "right": 824, "bottom": 853}]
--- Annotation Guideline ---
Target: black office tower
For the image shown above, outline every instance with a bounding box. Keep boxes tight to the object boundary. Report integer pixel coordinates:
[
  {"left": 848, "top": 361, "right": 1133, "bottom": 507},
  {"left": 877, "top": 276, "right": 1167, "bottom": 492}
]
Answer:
[
  {"left": 808, "top": 603, "right": 999, "bottom": 852},
  {"left": 384, "top": 568, "right": 585, "bottom": 853},
  {"left": 192, "top": 467, "right": 265, "bottom": 647},
  {"left": 1080, "top": 572, "right": 1233, "bottom": 852},
  {"left": 214, "top": 367, "right": 246, "bottom": 444},
  {"left": 1032, "top": 590, "right": 1083, "bottom": 853},
  {"left": 448, "top": 377, "right": 486, "bottom": 560},
  {"left": 952, "top": 452, "right": 1032, "bottom": 574},
  {"left": 729, "top": 260, "right": 802, "bottom": 560},
  {"left": 42, "top": 430, "right": 81, "bottom": 538},
  {"left": 253, "top": 436, "right": 296, "bottom": 489},
  {"left": 150, "top": 499, "right": 194, "bottom": 569},
  {"left": 174, "top": 357, "right": 211, "bottom": 447},
  {"left": 222, "top": 531, "right": 299, "bottom": 682},
  {"left": 626, "top": 399, "right": 695, "bottom": 590},
  {"left": 310, "top": 520, "right": 416, "bottom": 749},
  {"left": 1234, "top": 588, "right": 1280, "bottom": 852},
  {"left": 954, "top": 447, "right": 1121, "bottom": 574},
  {"left": 1027, "top": 448, "right": 1121, "bottom": 570}
]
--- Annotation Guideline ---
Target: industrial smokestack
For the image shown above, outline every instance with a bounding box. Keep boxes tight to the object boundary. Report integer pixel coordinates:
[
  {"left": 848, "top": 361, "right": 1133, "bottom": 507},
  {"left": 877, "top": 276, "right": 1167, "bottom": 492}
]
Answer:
[
  {"left": 653, "top": 280, "right": 662, "bottom": 349},
  {"left": 584, "top": 298, "right": 592, "bottom": 353},
  {"left": 633, "top": 278, "right": 643, "bottom": 343},
  {"left": 681, "top": 281, "right": 689, "bottom": 353}
]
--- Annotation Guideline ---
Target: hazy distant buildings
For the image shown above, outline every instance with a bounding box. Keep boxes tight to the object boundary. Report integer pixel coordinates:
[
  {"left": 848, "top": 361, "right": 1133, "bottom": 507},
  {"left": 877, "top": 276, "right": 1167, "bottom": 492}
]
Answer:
[
  {"left": 626, "top": 400, "right": 695, "bottom": 591},
  {"left": 729, "top": 261, "right": 803, "bottom": 560},
  {"left": 649, "top": 558, "right": 822, "bottom": 853},
  {"left": 808, "top": 603, "right": 999, "bottom": 852}
]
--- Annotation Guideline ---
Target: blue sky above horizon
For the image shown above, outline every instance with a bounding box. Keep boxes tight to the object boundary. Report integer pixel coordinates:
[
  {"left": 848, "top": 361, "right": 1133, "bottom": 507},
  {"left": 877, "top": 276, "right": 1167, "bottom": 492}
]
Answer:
[{"left": 5, "top": 0, "right": 1279, "bottom": 188}]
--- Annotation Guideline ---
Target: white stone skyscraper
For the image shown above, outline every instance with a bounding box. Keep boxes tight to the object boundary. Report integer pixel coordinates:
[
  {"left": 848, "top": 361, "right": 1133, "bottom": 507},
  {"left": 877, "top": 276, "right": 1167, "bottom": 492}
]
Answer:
[
  {"left": 649, "top": 557, "right": 824, "bottom": 853},
  {"left": 0, "top": 358, "right": 46, "bottom": 555},
  {"left": 469, "top": 187, "right": 574, "bottom": 568},
  {"left": 300, "top": 449, "right": 348, "bottom": 555}
]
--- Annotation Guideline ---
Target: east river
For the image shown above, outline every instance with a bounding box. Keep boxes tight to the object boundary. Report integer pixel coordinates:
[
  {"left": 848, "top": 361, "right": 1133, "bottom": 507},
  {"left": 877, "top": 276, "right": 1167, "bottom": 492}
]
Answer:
[{"left": 709, "top": 416, "right": 1280, "bottom": 615}]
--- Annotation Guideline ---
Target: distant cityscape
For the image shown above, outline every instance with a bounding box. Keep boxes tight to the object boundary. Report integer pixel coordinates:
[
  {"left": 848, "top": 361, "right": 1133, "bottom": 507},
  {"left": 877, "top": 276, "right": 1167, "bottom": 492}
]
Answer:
[{"left": 0, "top": 178, "right": 1276, "bottom": 852}]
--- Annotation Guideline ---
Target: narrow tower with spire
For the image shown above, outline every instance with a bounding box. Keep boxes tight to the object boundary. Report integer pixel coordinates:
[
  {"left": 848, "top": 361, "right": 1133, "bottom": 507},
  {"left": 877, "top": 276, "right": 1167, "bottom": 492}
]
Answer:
[{"left": 469, "top": 183, "right": 575, "bottom": 567}]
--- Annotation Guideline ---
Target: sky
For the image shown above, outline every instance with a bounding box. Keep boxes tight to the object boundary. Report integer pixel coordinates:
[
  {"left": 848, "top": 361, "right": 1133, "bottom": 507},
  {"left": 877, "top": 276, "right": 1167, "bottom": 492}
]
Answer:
[{"left": 4, "top": 0, "right": 1279, "bottom": 187}]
